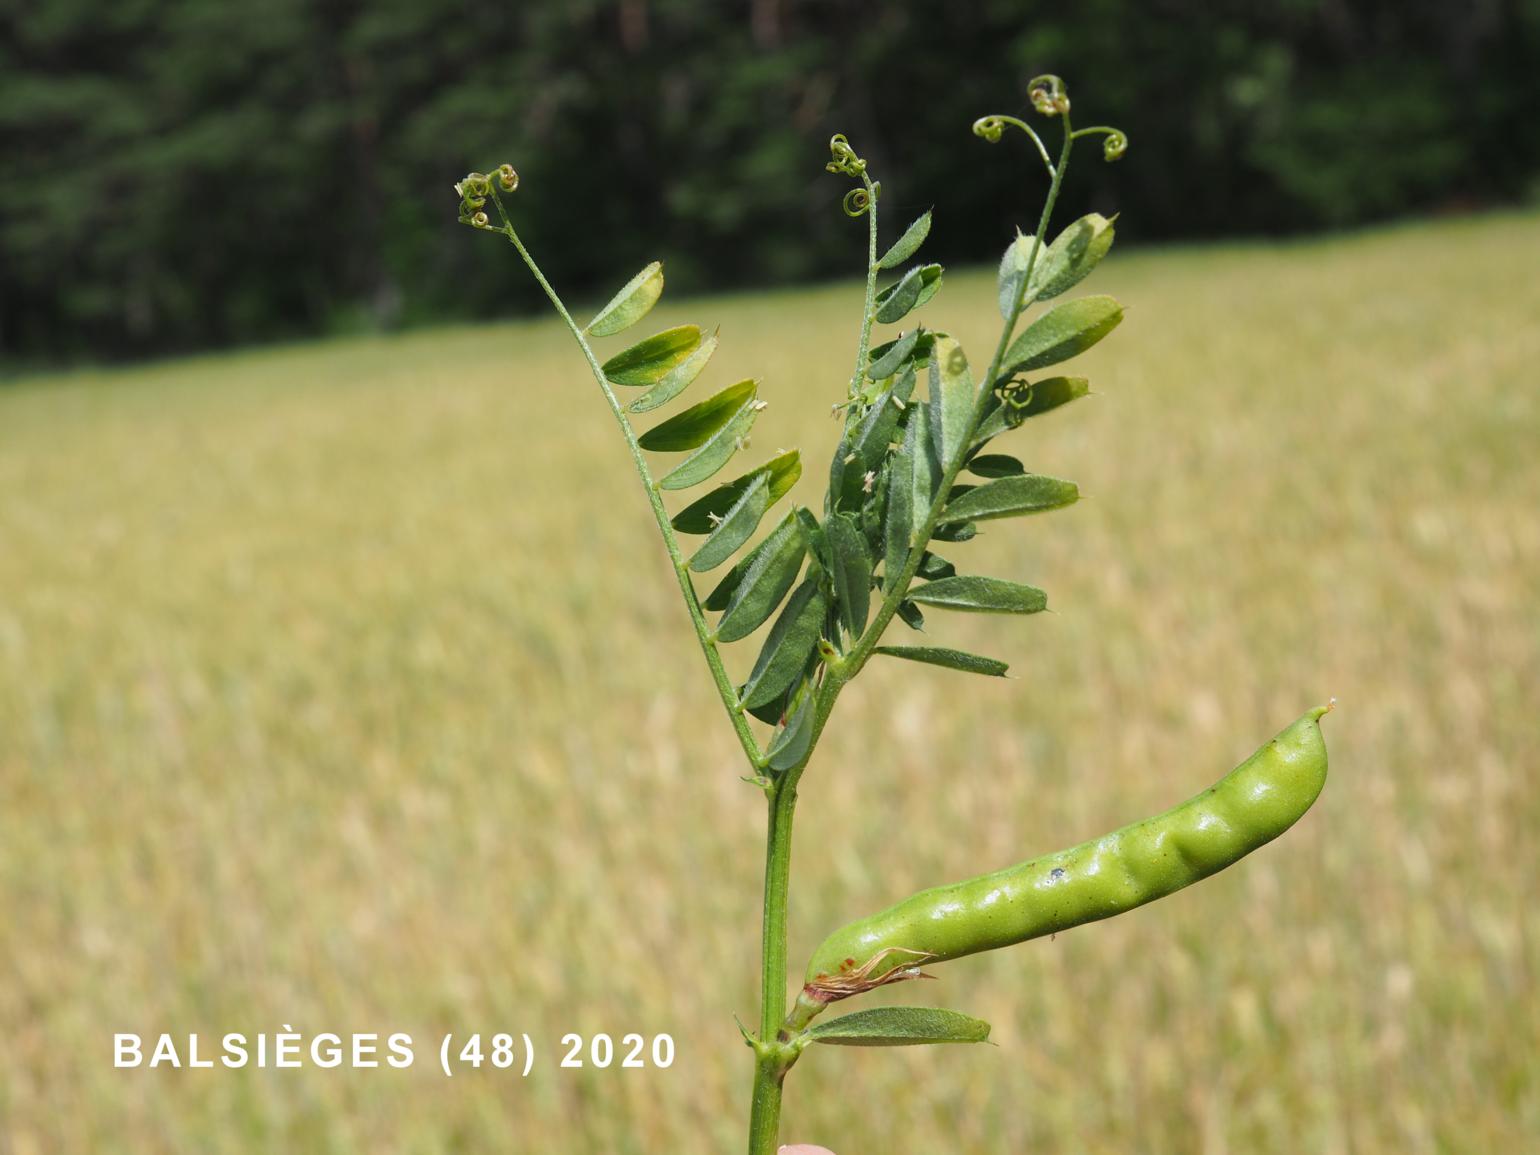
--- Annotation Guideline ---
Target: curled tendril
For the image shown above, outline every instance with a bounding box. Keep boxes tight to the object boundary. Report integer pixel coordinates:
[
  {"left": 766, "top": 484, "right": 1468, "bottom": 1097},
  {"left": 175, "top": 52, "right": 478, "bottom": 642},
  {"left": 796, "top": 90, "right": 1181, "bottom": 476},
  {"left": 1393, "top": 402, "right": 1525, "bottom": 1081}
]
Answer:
[
  {"left": 826, "top": 133, "right": 867, "bottom": 178},
  {"left": 1071, "top": 126, "right": 1129, "bottom": 163},
  {"left": 972, "top": 113, "right": 1055, "bottom": 177},
  {"left": 972, "top": 116, "right": 1005, "bottom": 144},
  {"left": 1028, "top": 74, "right": 1071, "bottom": 117},
  {"left": 994, "top": 376, "right": 1036, "bottom": 428},
  {"left": 457, "top": 165, "right": 519, "bottom": 227},
  {"left": 967, "top": 116, "right": 1004, "bottom": 144},
  {"left": 826, "top": 133, "right": 878, "bottom": 223},
  {"left": 842, "top": 186, "right": 874, "bottom": 218}
]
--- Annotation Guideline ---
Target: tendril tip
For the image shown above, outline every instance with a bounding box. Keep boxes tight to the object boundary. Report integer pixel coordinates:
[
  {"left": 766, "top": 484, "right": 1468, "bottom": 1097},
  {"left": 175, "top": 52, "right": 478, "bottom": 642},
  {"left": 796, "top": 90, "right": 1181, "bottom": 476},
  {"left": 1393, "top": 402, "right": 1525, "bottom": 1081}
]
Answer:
[
  {"left": 972, "top": 116, "right": 1005, "bottom": 143},
  {"left": 1028, "top": 74, "right": 1071, "bottom": 118}
]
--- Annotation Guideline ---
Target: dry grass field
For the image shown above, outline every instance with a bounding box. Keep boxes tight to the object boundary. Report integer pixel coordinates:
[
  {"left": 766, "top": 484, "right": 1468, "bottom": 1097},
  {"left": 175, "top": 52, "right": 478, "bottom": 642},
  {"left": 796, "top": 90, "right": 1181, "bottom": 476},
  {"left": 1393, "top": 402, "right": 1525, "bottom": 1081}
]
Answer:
[{"left": 3, "top": 211, "right": 1537, "bottom": 1153}]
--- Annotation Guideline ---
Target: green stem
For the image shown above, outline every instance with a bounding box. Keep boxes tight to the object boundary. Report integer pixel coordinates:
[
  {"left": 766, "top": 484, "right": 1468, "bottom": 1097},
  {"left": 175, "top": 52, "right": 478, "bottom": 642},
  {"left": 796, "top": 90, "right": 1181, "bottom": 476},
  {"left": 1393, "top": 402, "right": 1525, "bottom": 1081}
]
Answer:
[
  {"left": 747, "top": 778, "right": 798, "bottom": 1155},
  {"left": 844, "top": 115, "right": 1077, "bottom": 677},
  {"left": 747, "top": 1052, "right": 785, "bottom": 1155},
  {"left": 746, "top": 169, "right": 884, "bottom": 1147},
  {"left": 484, "top": 189, "right": 764, "bottom": 770},
  {"left": 485, "top": 113, "right": 1077, "bottom": 1150},
  {"left": 757, "top": 783, "right": 798, "bottom": 1042},
  {"left": 847, "top": 172, "right": 881, "bottom": 404},
  {"left": 747, "top": 122, "right": 1078, "bottom": 1094},
  {"left": 746, "top": 668, "right": 845, "bottom": 1153}
]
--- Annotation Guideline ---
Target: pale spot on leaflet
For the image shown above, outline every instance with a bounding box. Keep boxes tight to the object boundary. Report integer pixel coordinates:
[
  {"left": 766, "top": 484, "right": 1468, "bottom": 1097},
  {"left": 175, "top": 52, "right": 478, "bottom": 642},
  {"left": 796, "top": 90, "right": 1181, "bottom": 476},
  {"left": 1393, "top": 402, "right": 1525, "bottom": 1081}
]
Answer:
[{"left": 780, "top": 1147, "right": 837, "bottom": 1155}]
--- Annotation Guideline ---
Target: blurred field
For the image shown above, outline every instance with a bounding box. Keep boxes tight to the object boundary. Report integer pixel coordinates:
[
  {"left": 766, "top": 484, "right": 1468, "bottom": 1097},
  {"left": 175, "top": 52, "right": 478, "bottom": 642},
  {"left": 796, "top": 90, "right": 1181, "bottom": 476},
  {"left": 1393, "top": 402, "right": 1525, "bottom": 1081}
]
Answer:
[{"left": 3, "top": 211, "right": 1538, "bottom": 1154}]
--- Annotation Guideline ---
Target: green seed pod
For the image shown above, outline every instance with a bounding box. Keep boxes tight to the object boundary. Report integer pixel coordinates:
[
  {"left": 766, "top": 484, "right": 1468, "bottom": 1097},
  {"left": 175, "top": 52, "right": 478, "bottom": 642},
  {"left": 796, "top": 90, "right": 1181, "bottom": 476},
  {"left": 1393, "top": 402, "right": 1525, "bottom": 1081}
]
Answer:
[{"left": 804, "top": 706, "right": 1331, "bottom": 996}]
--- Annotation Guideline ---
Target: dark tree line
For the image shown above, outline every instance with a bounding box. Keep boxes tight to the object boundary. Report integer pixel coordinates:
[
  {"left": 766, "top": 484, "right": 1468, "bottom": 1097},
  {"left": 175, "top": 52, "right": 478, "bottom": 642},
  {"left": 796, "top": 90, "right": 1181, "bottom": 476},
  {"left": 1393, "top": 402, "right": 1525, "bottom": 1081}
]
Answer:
[{"left": 2, "top": 0, "right": 1536, "bottom": 362}]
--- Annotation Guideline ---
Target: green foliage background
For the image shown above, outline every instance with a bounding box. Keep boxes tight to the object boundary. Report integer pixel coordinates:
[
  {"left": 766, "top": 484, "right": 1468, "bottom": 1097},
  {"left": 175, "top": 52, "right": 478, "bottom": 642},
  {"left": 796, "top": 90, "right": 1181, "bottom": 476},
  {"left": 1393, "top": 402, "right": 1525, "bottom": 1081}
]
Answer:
[{"left": 3, "top": 0, "right": 1537, "bottom": 360}]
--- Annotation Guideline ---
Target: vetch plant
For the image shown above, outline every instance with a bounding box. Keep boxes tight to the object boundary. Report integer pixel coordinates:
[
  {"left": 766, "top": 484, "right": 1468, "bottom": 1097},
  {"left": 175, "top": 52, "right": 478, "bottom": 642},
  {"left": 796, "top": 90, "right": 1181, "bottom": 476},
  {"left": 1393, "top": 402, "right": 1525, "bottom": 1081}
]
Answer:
[{"left": 456, "top": 75, "right": 1331, "bottom": 1154}]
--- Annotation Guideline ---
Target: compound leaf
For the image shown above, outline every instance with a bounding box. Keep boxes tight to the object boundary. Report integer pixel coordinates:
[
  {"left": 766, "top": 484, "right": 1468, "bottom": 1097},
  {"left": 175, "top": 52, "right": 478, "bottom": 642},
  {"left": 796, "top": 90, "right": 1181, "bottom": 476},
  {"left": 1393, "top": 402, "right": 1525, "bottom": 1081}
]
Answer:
[
  {"left": 807, "top": 1006, "right": 992, "bottom": 1047},
  {"left": 640, "top": 379, "right": 757, "bottom": 451},
  {"left": 688, "top": 474, "right": 770, "bottom": 572},
  {"left": 884, "top": 415, "right": 917, "bottom": 593},
  {"left": 908, "top": 404, "right": 937, "bottom": 529},
  {"left": 916, "top": 551, "right": 954, "bottom": 580},
  {"left": 896, "top": 599, "right": 926, "bottom": 631},
  {"left": 741, "top": 579, "right": 827, "bottom": 709},
  {"left": 766, "top": 689, "right": 817, "bottom": 771},
  {"left": 928, "top": 334, "right": 975, "bottom": 473},
  {"left": 855, "top": 363, "right": 918, "bottom": 462},
  {"left": 673, "top": 450, "right": 802, "bottom": 535},
  {"left": 1002, "top": 296, "right": 1122, "bottom": 375},
  {"left": 973, "top": 376, "right": 1089, "bottom": 444},
  {"left": 835, "top": 365, "right": 918, "bottom": 512},
  {"left": 874, "top": 266, "right": 924, "bottom": 324},
  {"left": 873, "top": 645, "right": 1009, "bottom": 677},
  {"left": 658, "top": 398, "right": 761, "bottom": 490},
  {"left": 629, "top": 329, "right": 718, "bottom": 413},
  {"left": 908, "top": 575, "right": 1046, "bottom": 614},
  {"left": 868, "top": 328, "right": 920, "bottom": 380},
  {"left": 860, "top": 463, "right": 889, "bottom": 556},
  {"left": 937, "top": 474, "right": 1079, "bottom": 524},
  {"left": 602, "top": 325, "right": 702, "bottom": 386},
  {"left": 745, "top": 681, "right": 796, "bottom": 726},
  {"left": 716, "top": 512, "right": 807, "bottom": 642},
  {"left": 997, "top": 232, "right": 1039, "bottom": 319},
  {"left": 586, "top": 261, "right": 664, "bottom": 337},
  {"left": 911, "top": 263, "right": 944, "bottom": 310},
  {"left": 703, "top": 515, "right": 786, "bottom": 611},
  {"left": 795, "top": 507, "right": 826, "bottom": 572},
  {"left": 877, "top": 209, "right": 932, "bottom": 270},
  {"left": 826, "top": 513, "right": 872, "bottom": 639},
  {"left": 875, "top": 264, "right": 942, "bottom": 325},
  {"left": 931, "top": 520, "right": 976, "bottom": 543},
  {"left": 967, "top": 453, "right": 1025, "bottom": 479},
  {"left": 852, "top": 364, "right": 916, "bottom": 469},
  {"left": 1028, "top": 213, "right": 1116, "bottom": 301}
]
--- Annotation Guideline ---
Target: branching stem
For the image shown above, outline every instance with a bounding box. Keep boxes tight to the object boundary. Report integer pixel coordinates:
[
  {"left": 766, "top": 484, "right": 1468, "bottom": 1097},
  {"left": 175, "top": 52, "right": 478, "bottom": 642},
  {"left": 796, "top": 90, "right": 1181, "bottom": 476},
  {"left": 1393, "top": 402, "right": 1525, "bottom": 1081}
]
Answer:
[
  {"left": 842, "top": 113, "right": 1077, "bottom": 680},
  {"left": 746, "top": 117, "right": 1076, "bottom": 1154},
  {"left": 485, "top": 187, "right": 764, "bottom": 771},
  {"left": 481, "top": 111, "right": 1082, "bottom": 1155}
]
